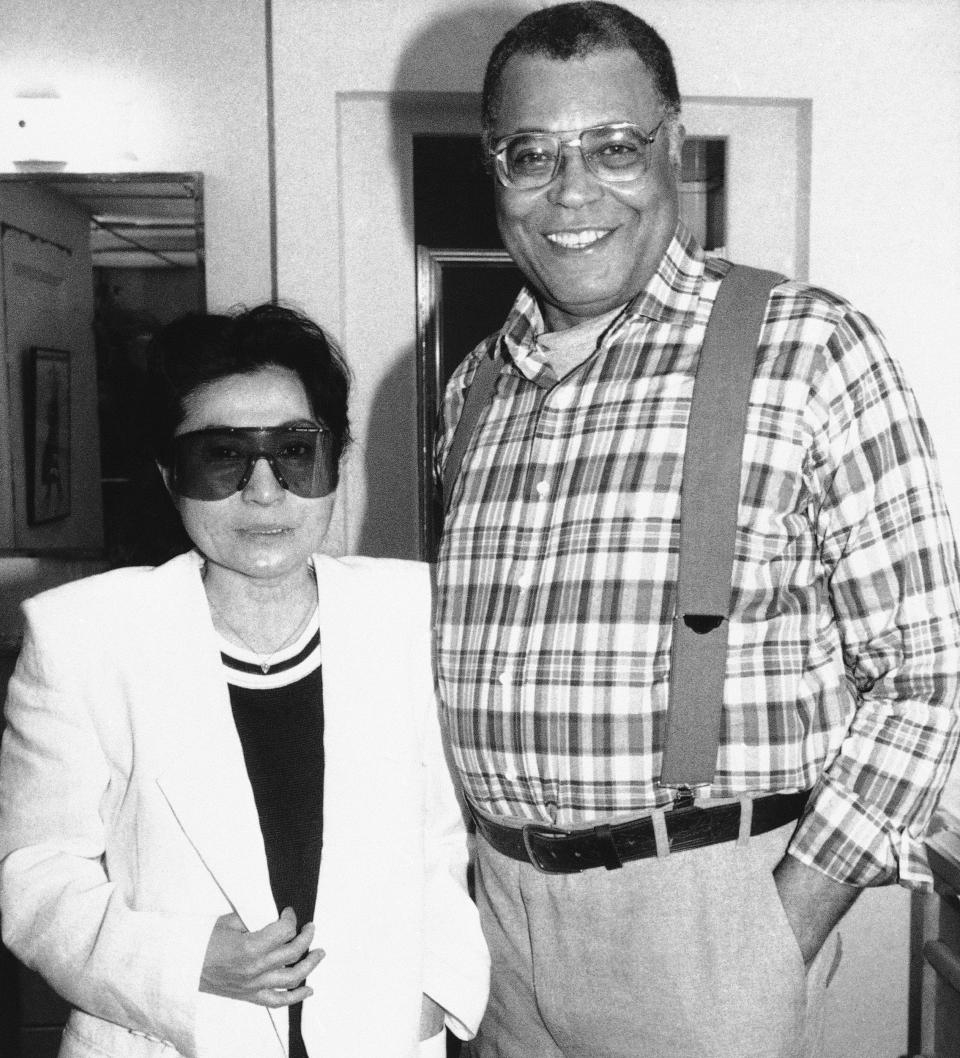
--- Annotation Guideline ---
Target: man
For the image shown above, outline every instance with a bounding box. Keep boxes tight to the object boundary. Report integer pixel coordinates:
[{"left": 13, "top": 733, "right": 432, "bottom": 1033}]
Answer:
[{"left": 433, "top": 3, "right": 960, "bottom": 1057}]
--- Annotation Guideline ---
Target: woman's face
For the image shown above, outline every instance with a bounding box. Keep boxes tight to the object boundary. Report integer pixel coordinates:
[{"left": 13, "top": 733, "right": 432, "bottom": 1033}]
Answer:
[{"left": 163, "top": 365, "right": 338, "bottom": 585}]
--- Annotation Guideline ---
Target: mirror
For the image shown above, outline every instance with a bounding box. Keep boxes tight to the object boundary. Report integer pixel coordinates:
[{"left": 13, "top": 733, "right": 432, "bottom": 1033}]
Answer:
[{"left": 0, "top": 171, "right": 204, "bottom": 564}]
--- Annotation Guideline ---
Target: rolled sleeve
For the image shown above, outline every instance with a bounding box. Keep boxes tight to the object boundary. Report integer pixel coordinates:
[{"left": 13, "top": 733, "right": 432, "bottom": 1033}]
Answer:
[{"left": 787, "top": 308, "right": 960, "bottom": 889}]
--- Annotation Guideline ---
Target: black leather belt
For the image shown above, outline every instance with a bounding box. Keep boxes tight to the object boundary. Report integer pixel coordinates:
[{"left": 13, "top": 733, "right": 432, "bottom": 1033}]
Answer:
[{"left": 471, "top": 790, "right": 809, "bottom": 874}]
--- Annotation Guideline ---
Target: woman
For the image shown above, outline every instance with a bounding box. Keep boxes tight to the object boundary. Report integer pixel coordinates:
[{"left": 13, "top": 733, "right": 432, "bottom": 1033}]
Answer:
[{"left": 0, "top": 304, "right": 489, "bottom": 1058}]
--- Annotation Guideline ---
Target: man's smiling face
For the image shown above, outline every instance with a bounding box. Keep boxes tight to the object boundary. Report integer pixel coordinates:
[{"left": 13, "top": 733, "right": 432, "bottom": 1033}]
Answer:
[{"left": 492, "top": 47, "right": 683, "bottom": 331}]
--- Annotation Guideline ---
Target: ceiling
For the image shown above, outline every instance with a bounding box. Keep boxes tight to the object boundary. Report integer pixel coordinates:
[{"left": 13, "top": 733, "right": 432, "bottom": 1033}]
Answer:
[{"left": 39, "top": 174, "right": 203, "bottom": 270}]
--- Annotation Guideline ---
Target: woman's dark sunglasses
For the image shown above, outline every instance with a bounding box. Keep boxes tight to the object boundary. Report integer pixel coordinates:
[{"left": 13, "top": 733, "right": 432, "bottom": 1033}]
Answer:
[{"left": 169, "top": 426, "right": 337, "bottom": 501}]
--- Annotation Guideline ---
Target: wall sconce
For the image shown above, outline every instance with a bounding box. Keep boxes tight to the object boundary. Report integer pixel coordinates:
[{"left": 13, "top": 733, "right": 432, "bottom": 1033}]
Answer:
[
  {"left": 2, "top": 93, "right": 139, "bottom": 172},
  {"left": 4, "top": 96, "right": 70, "bottom": 171}
]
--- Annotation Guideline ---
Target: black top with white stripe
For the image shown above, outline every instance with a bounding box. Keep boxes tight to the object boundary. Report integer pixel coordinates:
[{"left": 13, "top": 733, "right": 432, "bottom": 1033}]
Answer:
[{"left": 220, "top": 615, "right": 323, "bottom": 1058}]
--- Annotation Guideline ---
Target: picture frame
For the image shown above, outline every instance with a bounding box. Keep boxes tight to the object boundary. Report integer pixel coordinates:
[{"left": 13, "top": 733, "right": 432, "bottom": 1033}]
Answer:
[
  {"left": 416, "top": 246, "right": 524, "bottom": 560},
  {"left": 25, "top": 346, "right": 71, "bottom": 525}
]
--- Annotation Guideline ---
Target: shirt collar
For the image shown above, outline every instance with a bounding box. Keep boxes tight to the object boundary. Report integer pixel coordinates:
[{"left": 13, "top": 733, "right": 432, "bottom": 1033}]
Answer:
[
  {"left": 623, "top": 220, "right": 706, "bottom": 327},
  {"left": 494, "top": 220, "right": 706, "bottom": 379}
]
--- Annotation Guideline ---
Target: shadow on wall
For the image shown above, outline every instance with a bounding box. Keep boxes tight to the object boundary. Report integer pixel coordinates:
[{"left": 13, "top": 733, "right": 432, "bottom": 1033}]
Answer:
[
  {"left": 356, "top": 353, "right": 419, "bottom": 559},
  {"left": 355, "top": 2, "right": 526, "bottom": 560}
]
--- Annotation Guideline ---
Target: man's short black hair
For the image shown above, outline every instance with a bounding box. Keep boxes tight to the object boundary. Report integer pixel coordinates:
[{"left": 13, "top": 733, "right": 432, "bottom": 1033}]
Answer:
[{"left": 482, "top": 2, "right": 680, "bottom": 149}]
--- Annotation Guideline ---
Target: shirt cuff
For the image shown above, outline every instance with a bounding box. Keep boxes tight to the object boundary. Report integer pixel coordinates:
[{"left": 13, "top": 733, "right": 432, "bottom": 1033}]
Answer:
[{"left": 786, "top": 780, "right": 927, "bottom": 888}]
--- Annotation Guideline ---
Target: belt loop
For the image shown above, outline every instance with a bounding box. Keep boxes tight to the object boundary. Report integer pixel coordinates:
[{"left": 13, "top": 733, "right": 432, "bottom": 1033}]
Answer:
[
  {"left": 594, "top": 824, "right": 624, "bottom": 871},
  {"left": 652, "top": 808, "right": 670, "bottom": 858},
  {"left": 737, "top": 794, "right": 753, "bottom": 846}
]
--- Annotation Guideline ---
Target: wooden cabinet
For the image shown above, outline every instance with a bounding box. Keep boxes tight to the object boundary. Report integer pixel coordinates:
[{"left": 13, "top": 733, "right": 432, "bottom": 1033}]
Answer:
[
  {"left": 0, "top": 956, "right": 70, "bottom": 1058},
  {"left": 915, "top": 827, "right": 960, "bottom": 1056}
]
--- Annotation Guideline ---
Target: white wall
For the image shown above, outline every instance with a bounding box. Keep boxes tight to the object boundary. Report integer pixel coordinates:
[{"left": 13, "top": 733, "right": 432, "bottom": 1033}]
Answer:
[{"left": 271, "top": 2, "right": 960, "bottom": 1054}]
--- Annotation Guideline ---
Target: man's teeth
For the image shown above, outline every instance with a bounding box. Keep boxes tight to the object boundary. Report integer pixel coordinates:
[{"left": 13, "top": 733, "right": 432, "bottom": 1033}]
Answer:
[{"left": 546, "top": 229, "right": 608, "bottom": 249}]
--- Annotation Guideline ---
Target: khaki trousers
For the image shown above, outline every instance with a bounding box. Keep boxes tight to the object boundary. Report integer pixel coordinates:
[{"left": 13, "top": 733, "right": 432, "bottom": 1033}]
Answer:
[{"left": 466, "top": 813, "right": 841, "bottom": 1058}]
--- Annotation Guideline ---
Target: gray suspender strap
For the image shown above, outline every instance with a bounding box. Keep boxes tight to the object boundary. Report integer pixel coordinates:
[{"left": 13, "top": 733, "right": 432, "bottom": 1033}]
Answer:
[
  {"left": 660, "top": 264, "right": 784, "bottom": 788},
  {"left": 441, "top": 264, "right": 782, "bottom": 787},
  {"left": 442, "top": 349, "right": 503, "bottom": 513}
]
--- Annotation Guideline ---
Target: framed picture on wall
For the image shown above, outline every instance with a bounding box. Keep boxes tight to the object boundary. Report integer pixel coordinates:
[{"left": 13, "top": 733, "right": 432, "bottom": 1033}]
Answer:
[
  {"left": 416, "top": 246, "right": 524, "bottom": 561},
  {"left": 25, "top": 346, "right": 71, "bottom": 525}
]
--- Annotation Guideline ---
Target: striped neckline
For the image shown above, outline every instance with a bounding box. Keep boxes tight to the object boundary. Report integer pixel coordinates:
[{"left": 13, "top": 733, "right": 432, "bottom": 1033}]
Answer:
[{"left": 216, "top": 609, "right": 321, "bottom": 689}]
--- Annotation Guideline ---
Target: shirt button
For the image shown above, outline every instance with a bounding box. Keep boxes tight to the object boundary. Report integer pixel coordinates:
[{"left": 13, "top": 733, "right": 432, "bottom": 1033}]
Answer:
[
  {"left": 517, "top": 571, "right": 531, "bottom": 590},
  {"left": 535, "top": 480, "right": 550, "bottom": 498},
  {"left": 551, "top": 388, "right": 575, "bottom": 409},
  {"left": 545, "top": 800, "right": 559, "bottom": 823},
  {"left": 498, "top": 668, "right": 512, "bottom": 685}
]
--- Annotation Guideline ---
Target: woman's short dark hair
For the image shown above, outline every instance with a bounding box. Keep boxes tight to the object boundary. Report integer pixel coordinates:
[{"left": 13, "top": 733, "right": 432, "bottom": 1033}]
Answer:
[
  {"left": 481, "top": 1, "right": 680, "bottom": 149},
  {"left": 148, "top": 303, "right": 352, "bottom": 467}
]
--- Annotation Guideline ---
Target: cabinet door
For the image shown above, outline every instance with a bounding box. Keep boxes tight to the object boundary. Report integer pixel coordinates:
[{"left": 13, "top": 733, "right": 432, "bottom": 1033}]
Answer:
[{"left": 0, "top": 181, "right": 103, "bottom": 552}]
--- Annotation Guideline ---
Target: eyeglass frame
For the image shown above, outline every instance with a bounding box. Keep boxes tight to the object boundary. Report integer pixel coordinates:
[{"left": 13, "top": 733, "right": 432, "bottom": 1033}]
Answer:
[
  {"left": 166, "top": 425, "right": 338, "bottom": 501},
  {"left": 487, "top": 118, "right": 667, "bottom": 190}
]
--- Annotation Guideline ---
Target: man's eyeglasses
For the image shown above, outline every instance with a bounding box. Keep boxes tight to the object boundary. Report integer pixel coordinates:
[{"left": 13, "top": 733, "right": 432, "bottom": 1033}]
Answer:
[
  {"left": 167, "top": 426, "right": 337, "bottom": 501},
  {"left": 489, "top": 119, "right": 665, "bottom": 191}
]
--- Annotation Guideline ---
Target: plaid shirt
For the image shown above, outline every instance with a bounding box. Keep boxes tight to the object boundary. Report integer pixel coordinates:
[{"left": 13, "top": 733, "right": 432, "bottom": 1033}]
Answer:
[{"left": 434, "top": 224, "right": 960, "bottom": 888}]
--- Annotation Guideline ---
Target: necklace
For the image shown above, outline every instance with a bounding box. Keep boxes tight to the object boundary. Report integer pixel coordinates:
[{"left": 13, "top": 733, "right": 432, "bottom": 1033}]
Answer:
[
  {"left": 208, "top": 596, "right": 317, "bottom": 673},
  {"left": 203, "top": 568, "right": 318, "bottom": 674}
]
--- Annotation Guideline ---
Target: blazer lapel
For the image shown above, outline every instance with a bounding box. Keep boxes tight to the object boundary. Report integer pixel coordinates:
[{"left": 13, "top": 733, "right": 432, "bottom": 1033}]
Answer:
[
  {"left": 310, "top": 555, "right": 417, "bottom": 906},
  {"left": 311, "top": 554, "right": 370, "bottom": 930},
  {"left": 150, "top": 555, "right": 279, "bottom": 935}
]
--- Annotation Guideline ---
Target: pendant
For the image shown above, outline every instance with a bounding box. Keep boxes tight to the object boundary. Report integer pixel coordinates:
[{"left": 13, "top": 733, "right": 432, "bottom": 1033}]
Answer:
[{"left": 260, "top": 662, "right": 271, "bottom": 674}]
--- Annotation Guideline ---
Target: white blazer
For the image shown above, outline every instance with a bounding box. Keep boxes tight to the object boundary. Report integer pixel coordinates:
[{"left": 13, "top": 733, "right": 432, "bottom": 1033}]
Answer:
[{"left": 0, "top": 552, "right": 489, "bottom": 1058}]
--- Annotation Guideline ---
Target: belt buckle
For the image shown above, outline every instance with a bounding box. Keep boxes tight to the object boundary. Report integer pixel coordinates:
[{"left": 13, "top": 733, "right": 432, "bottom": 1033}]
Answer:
[
  {"left": 521, "top": 822, "right": 568, "bottom": 874},
  {"left": 521, "top": 821, "right": 625, "bottom": 873}
]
